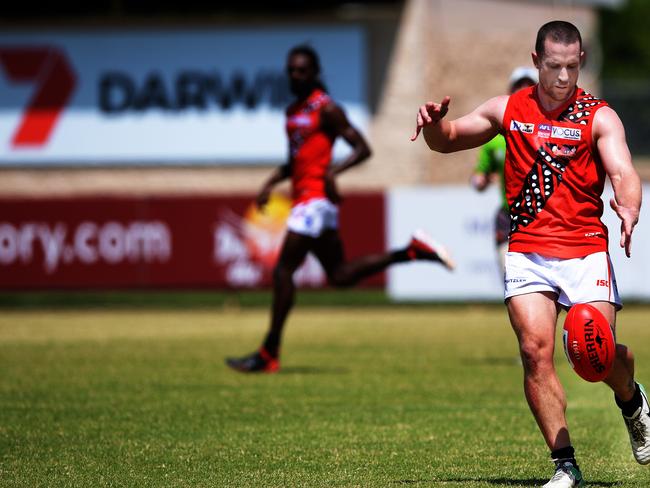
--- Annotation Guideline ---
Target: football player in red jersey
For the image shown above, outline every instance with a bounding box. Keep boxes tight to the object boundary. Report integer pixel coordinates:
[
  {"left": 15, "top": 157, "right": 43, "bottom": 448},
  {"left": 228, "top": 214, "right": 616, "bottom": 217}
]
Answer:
[
  {"left": 226, "top": 45, "right": 454, "bottom": 374},
  {"left": 412, "top": 21, "right": 647, "bottom": 488}
]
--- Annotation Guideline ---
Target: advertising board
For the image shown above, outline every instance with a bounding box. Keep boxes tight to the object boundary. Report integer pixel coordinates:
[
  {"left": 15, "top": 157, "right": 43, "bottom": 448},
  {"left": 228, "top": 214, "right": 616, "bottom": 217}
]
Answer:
[
  {"left": 0, "top": 193, "right": 384, "bottom": 289},
  {"left": 0, "top": 28, "right": 367, "bottom": 165}
]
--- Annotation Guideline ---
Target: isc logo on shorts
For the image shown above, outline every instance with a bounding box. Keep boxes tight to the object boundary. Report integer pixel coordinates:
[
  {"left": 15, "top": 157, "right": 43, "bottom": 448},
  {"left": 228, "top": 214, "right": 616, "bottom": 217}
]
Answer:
[
  {"left": 510, "top": 120, "right": 535, "bottom": 134},
  {"left": 551, "top": 126, "right": 581, "bottom": 141}
]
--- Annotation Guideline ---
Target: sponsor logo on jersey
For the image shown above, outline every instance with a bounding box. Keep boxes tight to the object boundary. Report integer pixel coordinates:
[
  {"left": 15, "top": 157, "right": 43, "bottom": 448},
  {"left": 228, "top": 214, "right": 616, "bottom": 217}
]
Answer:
[
  {"left": 288, "top": 114, "right": 312, "bottom": 127},
  {"left": 510, "top": 120, "right": 535, "bottom": 134},
  {"left": 538, "top": 123, "right": 551, "bottom": 138},
  {"left": 550, "top": 143, "right": 577, "bottom": 158},
  {"left": 551, "top": 126, "right": 581, "bottom": 141}
]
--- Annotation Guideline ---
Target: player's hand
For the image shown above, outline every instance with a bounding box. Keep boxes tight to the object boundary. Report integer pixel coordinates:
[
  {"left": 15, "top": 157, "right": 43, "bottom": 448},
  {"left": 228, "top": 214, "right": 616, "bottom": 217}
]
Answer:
[
  {"left": 324, "top": 170, "right": 342, "bottom": 204},
  {"left": 256, "top": 187, "right": 271, "bottom": 210},
  {"left": 410, "top": 96, "right": 450, "bottom": 141},
  {"left": 610, "top": 197, "right": 639, "bottom": 258},
  {"left": 470, "top": 173, "right": 489, "bottom": 191}
]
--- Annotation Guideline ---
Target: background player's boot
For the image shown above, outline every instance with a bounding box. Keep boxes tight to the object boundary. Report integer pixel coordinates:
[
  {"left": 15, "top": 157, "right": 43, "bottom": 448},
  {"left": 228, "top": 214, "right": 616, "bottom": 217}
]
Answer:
[
  {"left": 407, "top": 229, "right": 455, "bottom": 271},
  {"left": 225, "top": 347, "right": 280, "bottom": 373},
  {"left": 542, "top": 461, "right": 584, "bottom": 488},
  {"left": 622, "top": 383, "right": 650, "bottom": 464}
]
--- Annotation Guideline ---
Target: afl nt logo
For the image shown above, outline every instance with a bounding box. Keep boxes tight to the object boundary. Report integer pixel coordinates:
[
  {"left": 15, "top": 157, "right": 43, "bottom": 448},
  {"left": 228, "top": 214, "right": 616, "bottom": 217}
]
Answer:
[
  {"left": 0, "top": 46, "right": 77, "bottom": 148},
  {"left": 510, "top": 120, "right": 535, "bottom": 134}
]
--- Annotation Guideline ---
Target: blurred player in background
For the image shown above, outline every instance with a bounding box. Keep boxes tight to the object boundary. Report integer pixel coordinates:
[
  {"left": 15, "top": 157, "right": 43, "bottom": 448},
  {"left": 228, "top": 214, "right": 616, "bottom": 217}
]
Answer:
[
  {"left": 226, "top": 45, "right": 454, "bottom": 374},
  {"left": 412, "top": 21, "right": 648, "bottom": 488},
  {"left": 470, "top": 67, "right": 537, "bottom": 274}
]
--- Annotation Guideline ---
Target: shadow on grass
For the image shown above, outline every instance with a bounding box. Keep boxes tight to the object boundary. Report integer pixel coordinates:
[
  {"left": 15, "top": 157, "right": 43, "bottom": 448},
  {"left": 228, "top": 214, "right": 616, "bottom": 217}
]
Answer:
[
  {"left": 280, "top": 366, "right": 349, "bottom": 375},
  {"left": 392, "top": 478, "right": 621, "bottom": 486}
]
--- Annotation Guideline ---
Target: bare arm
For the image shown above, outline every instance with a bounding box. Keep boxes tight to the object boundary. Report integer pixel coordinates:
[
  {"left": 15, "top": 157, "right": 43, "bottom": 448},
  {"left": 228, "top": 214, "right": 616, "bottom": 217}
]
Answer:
[
  {"left": 322, "top": 103, "right": 372, "bottom": 175},
  {"left": 594, "top": 106, "right": 642, "bottom": 257},
  {"left": 321, "top": 102, "right": 372, "bottom": 202},
  {"left": 256, "top": 162, "right": 291, "bottom": 209},
  {"left": 411, "top": 96, "right": 507, "bottom": 153}
]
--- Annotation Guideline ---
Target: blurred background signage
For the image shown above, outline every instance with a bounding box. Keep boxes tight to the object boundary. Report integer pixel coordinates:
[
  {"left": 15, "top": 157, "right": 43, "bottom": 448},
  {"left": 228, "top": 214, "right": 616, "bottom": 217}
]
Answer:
[{"left": 0, "top": 28, "right": 368, "bottom": 165}]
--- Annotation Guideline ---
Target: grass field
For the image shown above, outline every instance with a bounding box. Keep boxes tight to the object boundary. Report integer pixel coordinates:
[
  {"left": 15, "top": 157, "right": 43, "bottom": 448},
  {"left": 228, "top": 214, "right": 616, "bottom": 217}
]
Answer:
[{"left": 1, "top": 303, "right": 650, "bottom": 487}]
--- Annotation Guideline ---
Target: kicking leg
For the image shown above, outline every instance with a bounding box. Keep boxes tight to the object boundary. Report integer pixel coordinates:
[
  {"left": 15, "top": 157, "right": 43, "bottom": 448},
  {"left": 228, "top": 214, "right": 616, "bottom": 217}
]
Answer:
[
  {"left": 590, "top": 301, "right": 650, "bottom": 465},
  {"left": 588, "top": 302, "right": 636, "bottom": 400}
]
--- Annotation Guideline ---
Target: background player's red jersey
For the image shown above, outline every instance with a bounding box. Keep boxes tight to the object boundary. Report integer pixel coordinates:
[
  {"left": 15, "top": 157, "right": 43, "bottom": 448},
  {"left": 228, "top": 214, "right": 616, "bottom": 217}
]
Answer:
[
  {"left": 286, "top": 89, "right": 334, "bottom": 205},
  {"left": 503, "top": 85, "right": 610, "bottom": 258}
]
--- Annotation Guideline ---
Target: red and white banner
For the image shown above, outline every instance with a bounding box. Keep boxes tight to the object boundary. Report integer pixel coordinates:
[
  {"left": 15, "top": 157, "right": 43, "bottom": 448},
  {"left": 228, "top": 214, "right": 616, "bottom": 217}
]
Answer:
[{"left": 0, "top": 193, "right": 385, "bottom": 290}]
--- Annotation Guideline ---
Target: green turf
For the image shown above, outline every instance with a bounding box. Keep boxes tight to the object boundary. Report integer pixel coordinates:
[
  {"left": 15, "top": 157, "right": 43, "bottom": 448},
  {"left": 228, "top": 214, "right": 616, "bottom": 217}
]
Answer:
[
  {"left": 0, "top": 289, "right": 395, "bottom": 309},
  {"left": 1, "top": 306, "right": 649, "bottom": 487}
]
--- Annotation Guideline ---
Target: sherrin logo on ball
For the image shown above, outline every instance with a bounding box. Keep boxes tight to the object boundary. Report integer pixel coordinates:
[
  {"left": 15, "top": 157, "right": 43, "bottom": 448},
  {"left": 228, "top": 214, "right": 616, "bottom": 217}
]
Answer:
[{"left": 562, "top": 303, "right": 615, "bottom": 382}]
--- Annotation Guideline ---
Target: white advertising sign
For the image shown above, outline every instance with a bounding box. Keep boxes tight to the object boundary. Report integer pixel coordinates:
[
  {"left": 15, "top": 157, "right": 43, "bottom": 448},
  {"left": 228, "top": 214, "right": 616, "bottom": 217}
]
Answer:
[
  {"left": 387, "top": 185, "right": 650, "bottom": 302},
  {"left": 387, "top": 186, "right": 504, "bottom": 301},
  {"left": 0, "top": 28, "right": 367, "bottom": 165},
  {"left": 601, "top": 185, "right": 650, "bottom": 301}
]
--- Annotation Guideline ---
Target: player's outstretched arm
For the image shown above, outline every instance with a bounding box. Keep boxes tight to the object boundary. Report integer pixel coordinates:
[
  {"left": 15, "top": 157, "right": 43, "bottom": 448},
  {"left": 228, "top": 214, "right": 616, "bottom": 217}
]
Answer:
[
  {"left": 410, "top": 96, "right": 450, "bottom": 144},
  {"left": 594, "top": 106, "right": 642, "bottom": 258},
  {"left": 411, "top": 96, "right": 507, "bottom": 153}
]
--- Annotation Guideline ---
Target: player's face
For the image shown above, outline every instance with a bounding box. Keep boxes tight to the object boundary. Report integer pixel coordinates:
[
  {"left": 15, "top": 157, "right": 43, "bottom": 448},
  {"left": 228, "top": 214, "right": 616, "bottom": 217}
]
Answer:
[
  {"left": 534, "top": 39, "right": 583, "bottom": 104},
  {"left": 287, "top": 54, "right": 317, "bottom": 97}
]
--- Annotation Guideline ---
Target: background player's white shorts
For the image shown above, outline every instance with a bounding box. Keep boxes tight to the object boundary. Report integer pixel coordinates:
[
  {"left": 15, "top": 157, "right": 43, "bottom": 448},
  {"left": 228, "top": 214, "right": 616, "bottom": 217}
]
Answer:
[
  {"left": 286, "top": 198, "right": 338, "bottom": 238},
  {"left": 504, "top": 251, "right": 622, "bottom": 309}
]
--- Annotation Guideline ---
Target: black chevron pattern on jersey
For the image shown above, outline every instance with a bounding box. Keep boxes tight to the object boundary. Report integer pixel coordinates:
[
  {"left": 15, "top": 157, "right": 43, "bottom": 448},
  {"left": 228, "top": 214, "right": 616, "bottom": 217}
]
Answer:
[
  {"left": 509, "top": 143, "right": 575, "bottom": 234},
  {"left": 558, "top": 92, "right": 606, "bottom": 125}
]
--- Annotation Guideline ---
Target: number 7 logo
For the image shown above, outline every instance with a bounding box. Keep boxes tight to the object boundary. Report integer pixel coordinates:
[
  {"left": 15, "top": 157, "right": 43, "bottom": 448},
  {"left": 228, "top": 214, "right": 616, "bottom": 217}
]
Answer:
[{"left": 0, "top": 46, "right": 76, "bottom": 147}]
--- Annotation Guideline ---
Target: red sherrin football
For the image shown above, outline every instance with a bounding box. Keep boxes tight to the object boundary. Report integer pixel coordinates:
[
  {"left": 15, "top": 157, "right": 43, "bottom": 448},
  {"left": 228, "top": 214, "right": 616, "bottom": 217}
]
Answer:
[{"left": 563, "top": 303, "right": 615, "bottom": 382}]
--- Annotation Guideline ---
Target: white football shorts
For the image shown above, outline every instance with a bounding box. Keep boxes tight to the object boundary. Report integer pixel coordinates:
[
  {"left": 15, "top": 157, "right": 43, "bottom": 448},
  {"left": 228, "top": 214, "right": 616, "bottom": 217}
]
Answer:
[
  {"left": 504, "top": 251, "right": 621, "bottom": 309},
  {"left": 286, "top": 198, "right": 338, "bottom": 238}
]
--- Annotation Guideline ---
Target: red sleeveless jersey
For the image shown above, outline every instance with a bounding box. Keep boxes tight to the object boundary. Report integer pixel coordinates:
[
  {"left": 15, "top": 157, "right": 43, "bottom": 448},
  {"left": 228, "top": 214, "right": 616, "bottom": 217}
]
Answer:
[
  {"left": 503, "top": 85, "right": 609, "bottom": 258},
  {"left": 286, "top": 89, "right": 334, "bottom": 205}
]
